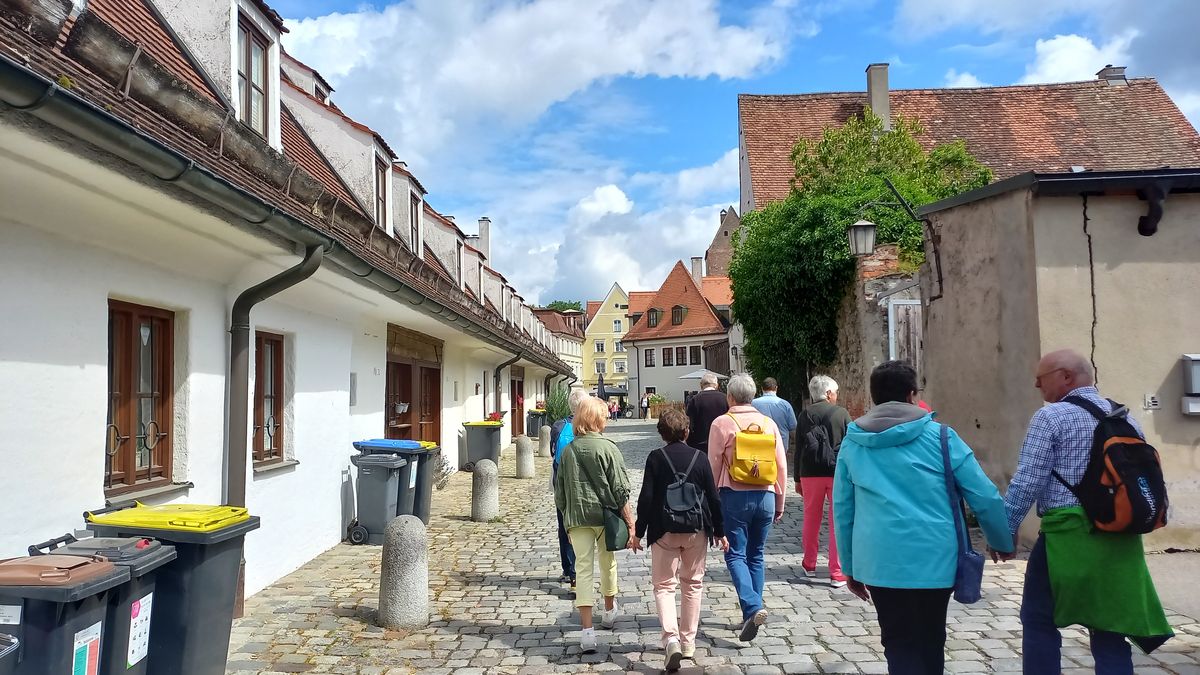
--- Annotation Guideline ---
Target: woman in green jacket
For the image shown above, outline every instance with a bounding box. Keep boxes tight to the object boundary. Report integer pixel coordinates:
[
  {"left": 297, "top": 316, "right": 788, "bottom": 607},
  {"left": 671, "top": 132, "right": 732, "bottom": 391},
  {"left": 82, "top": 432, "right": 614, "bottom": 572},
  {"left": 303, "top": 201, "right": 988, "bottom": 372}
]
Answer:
[{"left": 554, "top": 396, "right": 636, "bottom": 654}]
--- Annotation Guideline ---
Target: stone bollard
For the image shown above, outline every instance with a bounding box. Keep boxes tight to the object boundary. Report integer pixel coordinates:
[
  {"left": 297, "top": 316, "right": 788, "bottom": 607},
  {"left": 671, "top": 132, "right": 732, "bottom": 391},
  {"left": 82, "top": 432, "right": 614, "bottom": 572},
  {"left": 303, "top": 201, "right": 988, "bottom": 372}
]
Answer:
[
  {"left": 377, "top": 515, "right": 428, "bottom": 629},
  {"left": 472, "top": 459, "right": 499, "bottom": 522},
  {"left": 515, "top": 435, "right": 535, "bottom": 479},
  {"left": 538, "top": 426, "right": 552, "bottom": 458}
]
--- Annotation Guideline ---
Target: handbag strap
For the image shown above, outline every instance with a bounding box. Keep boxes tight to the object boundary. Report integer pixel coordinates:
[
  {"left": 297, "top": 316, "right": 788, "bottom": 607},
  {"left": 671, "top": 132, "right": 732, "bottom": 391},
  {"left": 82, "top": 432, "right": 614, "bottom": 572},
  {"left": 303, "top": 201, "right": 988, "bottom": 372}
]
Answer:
[
  {"left": 938, "top": 423, "right": 974, "bottom": 554},
  {"left": 576, "top": 451, "right": 614, "bottom": 510}
]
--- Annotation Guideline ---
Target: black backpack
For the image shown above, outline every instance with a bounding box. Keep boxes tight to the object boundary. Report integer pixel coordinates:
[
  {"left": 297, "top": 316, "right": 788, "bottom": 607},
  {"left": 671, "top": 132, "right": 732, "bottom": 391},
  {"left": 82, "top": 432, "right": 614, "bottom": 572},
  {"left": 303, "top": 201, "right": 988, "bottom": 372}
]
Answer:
[
  {"left": 1052, "top": 396, "right": 1169, "bottom": 535},
  {"left": 660, "top": 448, "right": 706, "bottom": 534},
  {"left": 802, "top": 408, "right": 837, "bottom": 471}
]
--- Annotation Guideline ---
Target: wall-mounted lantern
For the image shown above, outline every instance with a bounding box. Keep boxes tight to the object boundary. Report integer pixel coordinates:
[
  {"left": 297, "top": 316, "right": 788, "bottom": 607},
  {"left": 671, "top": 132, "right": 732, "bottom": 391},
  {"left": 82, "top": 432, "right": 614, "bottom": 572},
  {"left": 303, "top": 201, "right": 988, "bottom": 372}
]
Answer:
[{"left": 847, "top": 219, "right": 878, "bottom": 257}]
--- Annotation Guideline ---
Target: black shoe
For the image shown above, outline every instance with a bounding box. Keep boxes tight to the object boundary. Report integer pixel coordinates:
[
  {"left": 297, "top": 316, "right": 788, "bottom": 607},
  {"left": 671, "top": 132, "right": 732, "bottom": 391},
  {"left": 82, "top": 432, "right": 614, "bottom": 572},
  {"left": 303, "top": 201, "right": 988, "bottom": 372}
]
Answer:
[{"left": 738, "top": 609, "right": 767, "bottom": 642}]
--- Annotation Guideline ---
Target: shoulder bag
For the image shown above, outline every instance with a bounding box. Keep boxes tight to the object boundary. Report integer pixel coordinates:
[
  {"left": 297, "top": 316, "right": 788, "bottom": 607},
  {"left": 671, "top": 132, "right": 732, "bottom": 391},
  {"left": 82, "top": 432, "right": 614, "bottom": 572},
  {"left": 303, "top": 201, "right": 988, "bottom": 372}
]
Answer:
[
  {"left": 576, "top": 449, "right": 630, "bottom": 551},
  {"left": 939, "top": 423, "right": 985, "bottom": 604}
]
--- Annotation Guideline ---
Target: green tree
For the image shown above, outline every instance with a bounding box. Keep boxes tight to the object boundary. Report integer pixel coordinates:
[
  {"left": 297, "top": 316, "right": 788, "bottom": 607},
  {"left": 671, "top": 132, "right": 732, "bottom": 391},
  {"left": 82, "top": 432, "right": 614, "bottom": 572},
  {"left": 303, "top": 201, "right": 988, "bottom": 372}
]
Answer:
[
  {"left": 729, "top": 112, "right": 991, "bottom": 389},
  {"left": 546, "top": 300, "right": 583, "bottom": 312}
]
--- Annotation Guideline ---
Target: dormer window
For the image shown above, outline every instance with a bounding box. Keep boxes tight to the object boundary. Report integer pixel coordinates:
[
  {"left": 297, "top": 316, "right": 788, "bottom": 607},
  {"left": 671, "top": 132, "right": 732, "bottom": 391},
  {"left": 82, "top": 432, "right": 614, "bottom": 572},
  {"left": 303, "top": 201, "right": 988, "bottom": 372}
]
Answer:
[
  {"left": 647, "top": 309, "right": 660, "bottom": 328},
  {"left": 672, "top": 305, "right": 686, "bottom": 325},
  {"left": 314, "top": 82, "right": 330, "bottom": 103},
  {"left": 237, "top": 16, "right": 270, "bottom": 138},
  {"left": 409, "top": 195, "right": 421, "bottom": 253},
  {"left": 455, "top": 240, "right": 465, "bottom": 290},
  {"left": 374, "top": 157, "right": 388, "bottom": 229}
]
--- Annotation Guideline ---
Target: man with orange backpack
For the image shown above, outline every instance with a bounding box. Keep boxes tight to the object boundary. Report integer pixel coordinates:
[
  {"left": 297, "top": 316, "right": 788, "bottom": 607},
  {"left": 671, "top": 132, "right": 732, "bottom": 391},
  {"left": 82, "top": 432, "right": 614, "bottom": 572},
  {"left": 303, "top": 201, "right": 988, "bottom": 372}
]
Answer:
[
  {"left": 707, "top": 374, "right": 788, "bottom": 643},
  {"left": 1004, "top": 349, "right": 1172, "bottom": 673}
]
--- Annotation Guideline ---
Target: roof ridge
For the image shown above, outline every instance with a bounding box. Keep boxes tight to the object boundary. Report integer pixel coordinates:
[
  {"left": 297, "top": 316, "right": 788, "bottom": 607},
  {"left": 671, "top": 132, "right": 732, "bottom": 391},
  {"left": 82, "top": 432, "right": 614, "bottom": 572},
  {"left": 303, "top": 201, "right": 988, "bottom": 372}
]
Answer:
[{"left": 738, "top": 77, "right": 1161, "bottom": 100}]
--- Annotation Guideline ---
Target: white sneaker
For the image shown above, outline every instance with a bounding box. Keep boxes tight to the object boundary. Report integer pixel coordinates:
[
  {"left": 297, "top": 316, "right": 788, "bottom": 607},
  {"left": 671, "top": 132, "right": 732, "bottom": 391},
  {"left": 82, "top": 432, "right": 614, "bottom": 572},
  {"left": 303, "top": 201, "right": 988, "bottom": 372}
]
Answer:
[
  {"left": 580, "top": 630, "right": 597, "bottom": 653},
  {"left": 664, "top": 639, "right": 682, "bottom": 672},
  {"left": 601, "top": 603, "right": 620, "bottom": 628},
  {"left": 680, "top": 642, "right": 695, "bottom": 659},
  {"left": 830, "top": 578, "right": 847, "bottom": 589}
]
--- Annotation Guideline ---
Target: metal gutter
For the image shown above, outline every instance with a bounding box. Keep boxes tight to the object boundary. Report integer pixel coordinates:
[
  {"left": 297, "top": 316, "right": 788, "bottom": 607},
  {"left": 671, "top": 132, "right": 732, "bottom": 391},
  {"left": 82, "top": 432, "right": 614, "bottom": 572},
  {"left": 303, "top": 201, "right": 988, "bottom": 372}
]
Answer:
[
  {"left": 494, "top": 352, "right": 523, "bottom": 416},
  {"left": 227, "top": 245, "right": 324, "bottom": 507},
  {"left": 0, "top": 54, "right": 568, "bottom": 374},
  {"left": 918, "top": 169, "right": 1200, "bottom": 217}
]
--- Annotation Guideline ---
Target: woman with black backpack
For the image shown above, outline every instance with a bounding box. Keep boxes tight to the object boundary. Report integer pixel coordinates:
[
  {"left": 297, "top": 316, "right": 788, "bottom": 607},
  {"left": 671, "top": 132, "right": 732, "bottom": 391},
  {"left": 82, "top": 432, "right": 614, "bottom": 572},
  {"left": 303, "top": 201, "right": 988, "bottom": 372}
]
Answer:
[{"left": 630, "top": 408, "right": 728, "bottom": 672}]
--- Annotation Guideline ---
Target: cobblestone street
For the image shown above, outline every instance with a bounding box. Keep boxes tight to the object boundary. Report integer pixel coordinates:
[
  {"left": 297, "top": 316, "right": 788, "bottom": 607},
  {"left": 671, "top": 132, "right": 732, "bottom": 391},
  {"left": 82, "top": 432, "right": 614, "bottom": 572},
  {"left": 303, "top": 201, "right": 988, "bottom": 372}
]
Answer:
[{"left": 228, "top": 420, "right": 1200, "bottom": 674}]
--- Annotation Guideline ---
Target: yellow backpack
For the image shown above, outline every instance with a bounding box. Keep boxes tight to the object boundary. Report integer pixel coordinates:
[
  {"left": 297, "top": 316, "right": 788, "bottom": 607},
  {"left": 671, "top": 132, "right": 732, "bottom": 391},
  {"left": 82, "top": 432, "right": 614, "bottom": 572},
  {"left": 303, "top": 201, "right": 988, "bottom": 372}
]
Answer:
[{"left": 726, "top": 413, "right": 777, "bottom": 486}]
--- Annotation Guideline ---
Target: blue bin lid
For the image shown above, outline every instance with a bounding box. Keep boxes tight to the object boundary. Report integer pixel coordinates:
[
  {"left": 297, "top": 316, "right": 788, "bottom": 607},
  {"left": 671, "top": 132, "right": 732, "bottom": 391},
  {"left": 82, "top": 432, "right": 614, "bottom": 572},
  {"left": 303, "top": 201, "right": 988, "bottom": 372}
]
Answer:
[{"left": 353, "top": 439, "right": 424, "bottom": 451}]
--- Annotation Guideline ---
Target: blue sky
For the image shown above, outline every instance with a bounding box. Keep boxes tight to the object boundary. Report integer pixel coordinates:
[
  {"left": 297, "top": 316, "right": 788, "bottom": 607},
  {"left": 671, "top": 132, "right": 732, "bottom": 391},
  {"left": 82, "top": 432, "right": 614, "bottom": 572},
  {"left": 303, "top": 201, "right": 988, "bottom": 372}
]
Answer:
[{"left": 277, "top": 0, "right": 1199, "bottom": 304}]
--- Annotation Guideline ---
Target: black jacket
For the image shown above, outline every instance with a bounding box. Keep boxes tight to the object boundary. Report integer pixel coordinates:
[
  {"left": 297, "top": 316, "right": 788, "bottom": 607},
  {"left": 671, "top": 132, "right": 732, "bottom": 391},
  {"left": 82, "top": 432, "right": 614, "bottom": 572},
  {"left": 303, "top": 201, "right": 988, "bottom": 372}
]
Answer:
[
  {"left": 796, "top": 401, "right": 851, "bottom": 478},
  {"left": 634, "top": 442, "right": 724, "bottom": 546},
  {"left": 686, "top": 389, "right": 729, "bottom": 453}
]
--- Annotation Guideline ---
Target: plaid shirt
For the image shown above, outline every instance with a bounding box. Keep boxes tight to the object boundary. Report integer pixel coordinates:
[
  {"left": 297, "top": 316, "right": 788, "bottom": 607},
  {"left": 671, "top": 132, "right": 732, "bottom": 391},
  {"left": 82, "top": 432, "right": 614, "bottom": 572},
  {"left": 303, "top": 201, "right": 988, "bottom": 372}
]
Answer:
[{"left": 1003, "top": 386, "right": 1143, "bottom": 533}]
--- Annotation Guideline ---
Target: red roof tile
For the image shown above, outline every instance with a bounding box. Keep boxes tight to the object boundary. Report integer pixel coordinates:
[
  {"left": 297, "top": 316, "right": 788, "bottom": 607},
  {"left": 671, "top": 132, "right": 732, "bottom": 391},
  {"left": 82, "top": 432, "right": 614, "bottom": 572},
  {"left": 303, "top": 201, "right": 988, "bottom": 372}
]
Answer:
[
  {"left": 624, "top": 262, "right": 727, "bottom": 342},
  {"left": 585, "top": 301, "right": 602, "bottom": 324},
  {"left": 701, "top": 276, "right": 733, "bottom": 307},
  {"left": 280, "top": 105, "right": 365, "bottom": 217},
  {"left": 532, "top": 309, "right": 585, "bottom": 339},
  {"left": 87, "top": 0, "right": 223, "bottom": 103},
  {"left": 627, "top": 291, "right": 655, "bottom": 316},
  {"left": 422, "top": 243, "right": 454, "bottom": 282},
  {"left": 739, "top": 79, "right": 1200, "bottom": 208}
]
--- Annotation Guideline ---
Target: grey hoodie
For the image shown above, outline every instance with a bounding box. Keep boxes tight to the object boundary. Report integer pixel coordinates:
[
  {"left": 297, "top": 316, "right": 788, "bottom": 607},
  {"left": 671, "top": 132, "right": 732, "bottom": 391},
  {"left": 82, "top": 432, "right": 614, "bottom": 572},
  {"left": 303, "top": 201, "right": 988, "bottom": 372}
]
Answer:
[{"left": 853, "top": 401, "right": 928, "bottom": 433}]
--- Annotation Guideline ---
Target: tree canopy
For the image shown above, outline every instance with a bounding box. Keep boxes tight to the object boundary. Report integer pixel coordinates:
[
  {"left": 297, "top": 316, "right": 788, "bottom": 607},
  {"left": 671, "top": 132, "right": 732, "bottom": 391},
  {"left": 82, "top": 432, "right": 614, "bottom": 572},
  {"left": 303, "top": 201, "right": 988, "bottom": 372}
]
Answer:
[
  {"left": 728, "top": 112, "right": 992, "bottom": 391},
  {"left": 545, "top": 300, "right": 583, "bottom": 312}
]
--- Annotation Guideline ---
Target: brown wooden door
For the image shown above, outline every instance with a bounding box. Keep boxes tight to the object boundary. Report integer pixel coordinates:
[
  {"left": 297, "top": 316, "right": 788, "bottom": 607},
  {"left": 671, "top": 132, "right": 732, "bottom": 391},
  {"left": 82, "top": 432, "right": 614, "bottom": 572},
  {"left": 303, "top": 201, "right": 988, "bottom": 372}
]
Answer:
[
  {"left": 385, "top": 362, "right": 414, "bottom": 440},
  {"left": 510, "top": 378, "right": 524, "bottom": 436},
  {"left": 890, "top": 300, "right": 924, "bottom": 386},
  {"left": 418, "top": 366, "right": 441, "bottom": 444}
]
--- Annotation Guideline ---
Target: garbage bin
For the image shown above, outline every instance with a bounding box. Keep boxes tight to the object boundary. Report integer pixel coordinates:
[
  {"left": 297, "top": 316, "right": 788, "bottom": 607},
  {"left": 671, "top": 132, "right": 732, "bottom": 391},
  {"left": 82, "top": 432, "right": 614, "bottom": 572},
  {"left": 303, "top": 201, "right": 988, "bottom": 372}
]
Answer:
[
  {"left": 29, "top": 533, "right": 177, "bottom": 675},
  {"left": 348, "top": 453, "right": 408, "bottom": 544},
  {"left": 353, "top": 440, "right": 441, "bottom": 524},
  {"left": 0, "top": 554, "right": 128, "bottom": 675},
  {"left": 462, "top": 422, "right": 503, "bottom": 472},
  {"left": 526, "top": 410, "right": 547, "bottom": 437},
  {"left": 0, "top": 634, "right": 17, "bottom": 675},
  {"left": 84, "top": 504, "right": 260, "bottom": 675}
]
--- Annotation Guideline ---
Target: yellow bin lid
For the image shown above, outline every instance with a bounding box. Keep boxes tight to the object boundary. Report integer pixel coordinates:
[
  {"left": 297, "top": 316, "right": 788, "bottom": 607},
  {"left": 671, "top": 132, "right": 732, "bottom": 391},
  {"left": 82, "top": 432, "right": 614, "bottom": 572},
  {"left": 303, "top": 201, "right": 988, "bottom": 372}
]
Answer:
[{"left": 86, "top": 503, "right": 251, "bottom": 533}]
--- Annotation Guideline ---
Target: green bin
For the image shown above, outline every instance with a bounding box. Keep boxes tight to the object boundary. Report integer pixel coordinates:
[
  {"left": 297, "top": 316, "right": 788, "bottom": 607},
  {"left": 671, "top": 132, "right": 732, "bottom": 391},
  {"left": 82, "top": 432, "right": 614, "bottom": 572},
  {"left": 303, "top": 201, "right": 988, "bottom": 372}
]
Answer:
[
  {"left": 0, "top": 554, "right": 128, "bottom": 675},
  {"left": 84, "top": 504, "right": 260, "bottom": 675}
]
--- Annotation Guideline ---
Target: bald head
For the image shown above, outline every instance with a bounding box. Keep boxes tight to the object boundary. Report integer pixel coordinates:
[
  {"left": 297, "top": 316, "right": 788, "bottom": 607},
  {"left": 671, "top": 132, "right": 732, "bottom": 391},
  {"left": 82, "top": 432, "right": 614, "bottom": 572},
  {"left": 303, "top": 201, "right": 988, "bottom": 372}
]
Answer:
[{"left": 1036, "top": 349, "right": 1094, "bottom": 402}]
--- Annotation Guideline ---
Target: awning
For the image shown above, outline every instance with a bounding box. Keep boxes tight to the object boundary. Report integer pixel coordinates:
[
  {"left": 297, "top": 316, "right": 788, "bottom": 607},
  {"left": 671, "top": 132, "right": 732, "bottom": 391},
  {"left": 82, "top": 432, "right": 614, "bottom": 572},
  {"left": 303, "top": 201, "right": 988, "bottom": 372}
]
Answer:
[{"left": 678, "top": 369, "right": 729, "bottom": 380}]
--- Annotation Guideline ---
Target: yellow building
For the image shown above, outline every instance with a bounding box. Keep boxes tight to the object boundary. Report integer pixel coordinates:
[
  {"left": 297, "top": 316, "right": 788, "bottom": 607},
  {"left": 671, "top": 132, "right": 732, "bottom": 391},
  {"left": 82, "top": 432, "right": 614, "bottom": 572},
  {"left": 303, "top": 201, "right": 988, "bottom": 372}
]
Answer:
[{"left": 582, "top": 283, "right": 630, "bottom": 399}]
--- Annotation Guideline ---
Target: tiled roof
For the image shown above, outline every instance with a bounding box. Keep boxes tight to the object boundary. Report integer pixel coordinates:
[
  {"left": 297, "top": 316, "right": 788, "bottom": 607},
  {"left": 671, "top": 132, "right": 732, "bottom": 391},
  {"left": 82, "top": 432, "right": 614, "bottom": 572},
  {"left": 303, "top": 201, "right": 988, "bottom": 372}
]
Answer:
[
  {"left": 280, "top": 104, "right": 365, "bottom": 217},
  {"left": 1, "top": 4, "right": 570, "bottom": 375},
  {"left": 422, "top": 243, "right": 454, "bottom": 282},
  {"left": 627, "top": 291, "right": 655, "bottom": 317},
  {"left": 623, "top": 262, "right": 727, "bottom": 342},
  {"left": 532, "top": 309, "right": 584, "bottom": 339},
  {"left": 250, "top": 0, "right": 288, "bottom": 32},
  {"left": 86, "top": 0, "right": 223, "bottom": 103},
  {"left": 585, "top": 301, "right": 602, "bottom": 324},
  {"left": 423, "top": 203, "right": 465, "bottom": 237},
  {"left": 394, "top": 163, "right": 428, "bottom": 195},
  {"left": 701, "top": 276, "right": 733, "bottom": 307},
  {"left": 739, "top": 79, "right": 1200, "bottom": 208}
]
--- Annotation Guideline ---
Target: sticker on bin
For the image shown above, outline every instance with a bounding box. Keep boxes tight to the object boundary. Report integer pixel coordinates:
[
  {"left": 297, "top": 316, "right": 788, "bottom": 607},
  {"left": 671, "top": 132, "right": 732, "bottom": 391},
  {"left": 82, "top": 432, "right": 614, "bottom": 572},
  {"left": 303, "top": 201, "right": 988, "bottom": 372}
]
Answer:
[
  {"left": 409, "top": 467, "right": 418, "bottom": 490},
  {"left": 127, "top": 592, "right": 152, "bottom": 667},
  {"left": 0, "top": 605, "right": 19, "bottom": 625},
  {"left": 86, "top": 503, "right": 250, "bottom": 532},
  {"left": 72, "top": 620, "right": 102, "bottom": 675}
]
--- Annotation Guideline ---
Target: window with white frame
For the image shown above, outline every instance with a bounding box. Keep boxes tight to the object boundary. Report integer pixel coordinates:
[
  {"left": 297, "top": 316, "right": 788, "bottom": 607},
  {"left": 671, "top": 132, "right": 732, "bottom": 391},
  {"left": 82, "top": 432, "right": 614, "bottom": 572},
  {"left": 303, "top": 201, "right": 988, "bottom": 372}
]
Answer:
[
  {"left": 615, "top": 360, "right": 627, "bottom": 374},
  {"left": 594, "top": 340, "right": 605, "bottom": 353},
  {"left": 595, "top": 361, "right": 606, "bottom": 374},
  {"left": 612, "top": 319, "right": 622, "bottom": 333},
  {"left": 373, "top": 157, "right": 388, "bottom": 229},
  {"left": 455, "top": 240, "right": 465, "bottom": 290},
  {"left": 614, "top": 340, "right": 625, "bottom": 352},
  {"left": 236, "top": 16, "right": 270, "bottom": 138}
]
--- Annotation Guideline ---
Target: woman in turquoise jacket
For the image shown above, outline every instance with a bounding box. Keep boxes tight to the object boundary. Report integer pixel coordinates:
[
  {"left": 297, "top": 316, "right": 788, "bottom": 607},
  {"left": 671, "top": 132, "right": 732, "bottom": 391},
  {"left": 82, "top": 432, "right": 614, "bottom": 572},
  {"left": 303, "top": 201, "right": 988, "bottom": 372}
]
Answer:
[{"left": 833, "top": 361, "right": 1013, "bottom": 675}]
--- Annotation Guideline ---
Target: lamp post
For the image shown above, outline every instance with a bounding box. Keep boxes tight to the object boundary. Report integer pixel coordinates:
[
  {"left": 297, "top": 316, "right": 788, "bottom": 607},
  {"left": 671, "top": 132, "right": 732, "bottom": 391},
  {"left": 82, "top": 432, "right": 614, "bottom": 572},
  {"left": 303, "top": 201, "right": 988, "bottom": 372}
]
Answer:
[{"left": 847, "top": 219, "right": 877, "bottom": 257}]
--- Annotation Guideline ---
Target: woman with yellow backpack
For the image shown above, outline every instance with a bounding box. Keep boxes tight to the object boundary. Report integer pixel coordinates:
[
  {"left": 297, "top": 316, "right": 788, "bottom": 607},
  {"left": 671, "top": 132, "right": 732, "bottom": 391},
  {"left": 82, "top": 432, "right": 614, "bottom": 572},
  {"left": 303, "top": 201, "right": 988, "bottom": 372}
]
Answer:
[{"left": 706, "top": 373, "right": 788, "bottom": 643}]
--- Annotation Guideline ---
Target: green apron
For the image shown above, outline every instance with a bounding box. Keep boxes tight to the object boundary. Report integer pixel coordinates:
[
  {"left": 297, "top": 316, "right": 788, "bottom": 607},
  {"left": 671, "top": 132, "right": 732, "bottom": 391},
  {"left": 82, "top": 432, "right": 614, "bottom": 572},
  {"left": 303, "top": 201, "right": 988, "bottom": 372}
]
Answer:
[{"left": 1042, "top": 507, "right": 1173, "bottom": 653}]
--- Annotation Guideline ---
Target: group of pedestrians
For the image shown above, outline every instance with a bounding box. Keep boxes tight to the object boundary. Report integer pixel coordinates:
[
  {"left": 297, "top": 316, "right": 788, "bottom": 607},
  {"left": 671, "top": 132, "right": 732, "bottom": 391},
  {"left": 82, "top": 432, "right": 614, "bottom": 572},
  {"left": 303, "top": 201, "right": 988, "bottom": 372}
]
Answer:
[{"left": 550, "top": 348, "right": 1172, "bottom": 674}]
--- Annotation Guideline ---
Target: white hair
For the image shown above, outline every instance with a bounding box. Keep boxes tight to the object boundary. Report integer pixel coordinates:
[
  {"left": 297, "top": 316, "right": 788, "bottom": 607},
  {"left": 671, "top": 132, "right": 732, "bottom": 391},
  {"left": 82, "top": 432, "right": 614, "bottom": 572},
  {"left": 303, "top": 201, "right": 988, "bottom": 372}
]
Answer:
[
  {"left": 568, "top": 387, "right": 590, "bottom": 413},
  {"left": 699, "top": 372, "right": 719, "bottom": 389},
  {"left": 809, "top": 375, "right": 838, "bottom": 402},
  {"left": 727, "top": 373, "right": 756, "bottom": 404}
]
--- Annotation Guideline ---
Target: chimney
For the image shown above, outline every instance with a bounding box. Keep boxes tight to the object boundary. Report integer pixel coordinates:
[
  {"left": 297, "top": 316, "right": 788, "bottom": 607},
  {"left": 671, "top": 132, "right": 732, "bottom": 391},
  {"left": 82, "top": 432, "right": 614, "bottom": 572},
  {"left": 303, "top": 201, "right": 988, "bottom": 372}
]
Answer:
[
  {"left": 690, "top": 256, "right": 704, "bottom": 283},
  {"left": 866, "top": 63, "right": 891, "bottom": 130},
  {"left": 1096, "top": 64, "right": 1127, "bottom": 86},
  {"left": 477, "top": 217, "right": 491, "bottom": 260}
]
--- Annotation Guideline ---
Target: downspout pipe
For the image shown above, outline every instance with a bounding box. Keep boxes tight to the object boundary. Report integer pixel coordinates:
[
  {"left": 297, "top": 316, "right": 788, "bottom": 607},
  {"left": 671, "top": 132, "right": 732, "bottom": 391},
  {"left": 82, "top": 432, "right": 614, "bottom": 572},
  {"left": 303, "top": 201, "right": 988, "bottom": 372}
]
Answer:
[
  {"left": 226, "top": 245, "right": 325, "bottom": 506},
  {"left": 0, "top": 56, "right": 571, "bottom": 375},
  {"left": 493, "top": 352, "right": 523, "bottom": 417}
]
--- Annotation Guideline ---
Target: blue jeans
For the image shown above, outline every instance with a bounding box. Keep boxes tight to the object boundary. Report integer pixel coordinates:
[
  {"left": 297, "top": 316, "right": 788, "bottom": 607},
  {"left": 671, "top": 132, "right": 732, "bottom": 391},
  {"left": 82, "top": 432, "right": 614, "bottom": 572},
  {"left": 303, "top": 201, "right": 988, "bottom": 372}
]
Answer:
[
  {"left": 720, "top": 488, "right": 774, "bottom": 621},
  {"left": 1022, "top": 534, "right": 1132, "bottom": 674},
  {"left": 556, "top": 509, "right": 575, "bottom": 578}
]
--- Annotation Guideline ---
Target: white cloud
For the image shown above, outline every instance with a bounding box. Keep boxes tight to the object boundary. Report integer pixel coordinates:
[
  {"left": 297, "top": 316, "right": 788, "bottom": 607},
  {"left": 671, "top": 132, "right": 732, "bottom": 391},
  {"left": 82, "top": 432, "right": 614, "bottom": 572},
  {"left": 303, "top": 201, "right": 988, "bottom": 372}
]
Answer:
[
  {"left": 630, "top": 148, "right": 739, "bottom": 202},
  {"left": 285, "top": 0, "right": 794, "bottom": 172},
  {"left": 943, "top": 68, "right": 990, "bottom": 88},
  {"left": 569, "top": 185, "right": 634, "bottom": 227},
  {"left": 1019, "top": 33, "right": 1134, "bottom": 84}
]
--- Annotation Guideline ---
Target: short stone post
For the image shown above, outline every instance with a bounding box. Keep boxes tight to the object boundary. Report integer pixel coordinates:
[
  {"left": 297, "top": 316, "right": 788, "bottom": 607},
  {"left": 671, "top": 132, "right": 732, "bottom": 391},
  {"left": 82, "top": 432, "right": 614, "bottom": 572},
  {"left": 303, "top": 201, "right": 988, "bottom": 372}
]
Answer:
[
  {"left": 377, "top": 515, "right": 428, "bottom": 629},
  {"left": 515, "top": 435, "right": 535, "bottom": 479},
  {"left": 471, "top": 459, "right": 499, "bottom": 522},
  {"left": 538, "top": 426, "right": 552, "bottom": 458}
]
